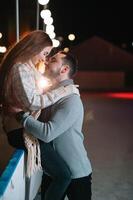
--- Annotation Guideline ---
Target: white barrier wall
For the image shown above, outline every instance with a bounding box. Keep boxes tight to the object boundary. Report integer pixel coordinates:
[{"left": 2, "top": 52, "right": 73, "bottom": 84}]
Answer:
[
  {"left": 0, "top": 150, "right": 42, "bottom": 200},
  {"left": 0, "top": 150, "right": 26, "bottom": 200}
]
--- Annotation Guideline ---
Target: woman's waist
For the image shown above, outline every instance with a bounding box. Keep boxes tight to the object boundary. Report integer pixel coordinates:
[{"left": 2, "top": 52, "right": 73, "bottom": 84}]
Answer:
[{"left": 2, "top": 114, "right": 23, "bottom": 133}]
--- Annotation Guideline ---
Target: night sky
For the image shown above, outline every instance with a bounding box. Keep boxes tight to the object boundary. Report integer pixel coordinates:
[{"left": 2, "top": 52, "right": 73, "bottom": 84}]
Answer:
[{"left": 0, "top": 1, "right": 133, "bottom": 52}]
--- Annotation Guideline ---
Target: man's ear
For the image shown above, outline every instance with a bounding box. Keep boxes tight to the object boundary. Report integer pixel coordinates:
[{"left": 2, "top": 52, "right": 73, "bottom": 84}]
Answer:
[{"left": 60, "top": 65, "right": 70, "bottom": 74}]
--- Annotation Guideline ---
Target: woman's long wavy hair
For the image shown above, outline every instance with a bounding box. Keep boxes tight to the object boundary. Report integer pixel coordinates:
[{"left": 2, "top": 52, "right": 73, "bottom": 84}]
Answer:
[{"left": 0, "top": 30, "right": 52, "bottom": 104}]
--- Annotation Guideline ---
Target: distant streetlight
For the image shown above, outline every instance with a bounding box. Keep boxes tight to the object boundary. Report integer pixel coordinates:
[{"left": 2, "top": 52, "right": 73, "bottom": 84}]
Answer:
[
  {"left": 64, "top": 47, "right": 69, "bottom": 52},
  {"left": 0, "top": 32, "right": 7, "bottom": 54},
  {"left": 0, "top": 46, "right": 7, "bottom": 53},
  {"left": 68, "top": 34, "right": 75, "bottom": 41}
]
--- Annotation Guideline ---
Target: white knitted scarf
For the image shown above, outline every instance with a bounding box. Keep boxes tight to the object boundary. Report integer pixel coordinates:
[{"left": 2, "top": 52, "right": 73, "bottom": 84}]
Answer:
[
  {"left": 24, "top": 132, "right": 42, "bottom": 178},
  {"left": 23, "top": 110, "right": 42, "bottom": 178}
]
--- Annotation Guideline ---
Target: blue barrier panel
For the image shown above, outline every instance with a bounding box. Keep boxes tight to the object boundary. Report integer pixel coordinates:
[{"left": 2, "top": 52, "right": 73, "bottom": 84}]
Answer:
[{"left": 0, "top": 149, "right": 24, "bottom": 198}]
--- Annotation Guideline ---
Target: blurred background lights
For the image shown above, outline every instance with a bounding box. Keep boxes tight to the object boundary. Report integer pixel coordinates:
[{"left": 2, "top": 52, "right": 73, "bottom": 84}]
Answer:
[
  {"left": 0, "top": 46, "right": 7, "bottom": 53},
  {"left": 68, "top": 34, "right": 75, "bottom": 41},
  {"left": 52, "top": 39, "right": 60, "bottom": 47},
  {"left": 38, "top": 0, "right": 50, "bottom": 5},
  {"left": 40, "top": 9, "right": 51, "bottom": 19},
  {"left": 43, "top": 16, "right": 53, "bottom": 25},
  {"left": 39, "top": 1, "right": 59, "bottom": 43},
  {"left": 64, "top": 47, "right": 69, "bottom": 52},
  {"left": 49, "top": 32, "right": 56, "bottom": 39},
  {"left": 0, "top": 32, "right": 2, "bottom": 39},
  {"left": 46, "top": 24, "right": 54, "bottom": 34},
  {"left": 57, "top": 36, "right": 64, "bottom": 42},
  {"left": 0, "top": 32, "right": 6, "bottom": 54}
]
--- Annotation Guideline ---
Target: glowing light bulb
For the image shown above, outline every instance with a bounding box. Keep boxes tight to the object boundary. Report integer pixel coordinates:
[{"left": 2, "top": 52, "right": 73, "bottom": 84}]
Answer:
[
  {"left": 37, "top": 77, "right": 52, "bottom": 91},
  {"left": 68, "top": 34, "right": 75, "bottom": 41},
  {"left": 0, "top": 32, "right": 2, "bottom": 39},
  {"left": 38, "top": 0, "right": 49, "bottom": 5}
]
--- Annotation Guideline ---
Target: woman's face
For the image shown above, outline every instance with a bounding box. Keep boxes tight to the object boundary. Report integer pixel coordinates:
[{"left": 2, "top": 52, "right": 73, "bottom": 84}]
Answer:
[{"left": 32, "top": 46, "right": 53, "bottom": 65}]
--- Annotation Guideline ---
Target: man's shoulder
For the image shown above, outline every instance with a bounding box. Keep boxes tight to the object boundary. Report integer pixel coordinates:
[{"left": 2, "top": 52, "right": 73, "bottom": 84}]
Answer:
[{"left": 55, "top": 93, "right": 82, "bottom": 107}]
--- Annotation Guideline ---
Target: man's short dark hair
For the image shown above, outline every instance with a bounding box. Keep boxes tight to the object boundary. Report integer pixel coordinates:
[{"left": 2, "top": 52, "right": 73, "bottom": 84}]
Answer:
[{"left": 60, "top": 51, "right": 78, "bottom": 78}]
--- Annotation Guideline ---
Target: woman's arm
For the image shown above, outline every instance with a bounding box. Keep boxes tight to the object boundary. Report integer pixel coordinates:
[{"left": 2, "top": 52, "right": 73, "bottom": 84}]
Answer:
[{"left": 12, "top": 63, "right": 79, "bottom": 111}]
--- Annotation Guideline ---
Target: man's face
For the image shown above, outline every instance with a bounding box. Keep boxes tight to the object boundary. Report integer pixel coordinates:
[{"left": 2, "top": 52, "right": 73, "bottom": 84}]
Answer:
[{"left": 45, "top": 52, "right": 66, "bottom": 79}]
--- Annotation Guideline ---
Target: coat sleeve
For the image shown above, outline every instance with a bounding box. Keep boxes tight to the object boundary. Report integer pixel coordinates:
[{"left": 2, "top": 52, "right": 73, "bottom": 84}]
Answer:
[{"left": 23, "top": 95, "right": 81, "bottom": 142}]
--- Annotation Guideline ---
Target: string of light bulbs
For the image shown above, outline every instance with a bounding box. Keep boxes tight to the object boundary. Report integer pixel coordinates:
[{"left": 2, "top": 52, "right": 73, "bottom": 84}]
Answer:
[{"left": 37, "top": 0, "right": 60, "bottom": 47}]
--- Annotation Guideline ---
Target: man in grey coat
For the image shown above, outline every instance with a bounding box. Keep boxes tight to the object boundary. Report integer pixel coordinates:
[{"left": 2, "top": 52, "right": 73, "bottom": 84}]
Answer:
[{"left": 20, "top": 51, "right": 92, "bottom": 200}]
